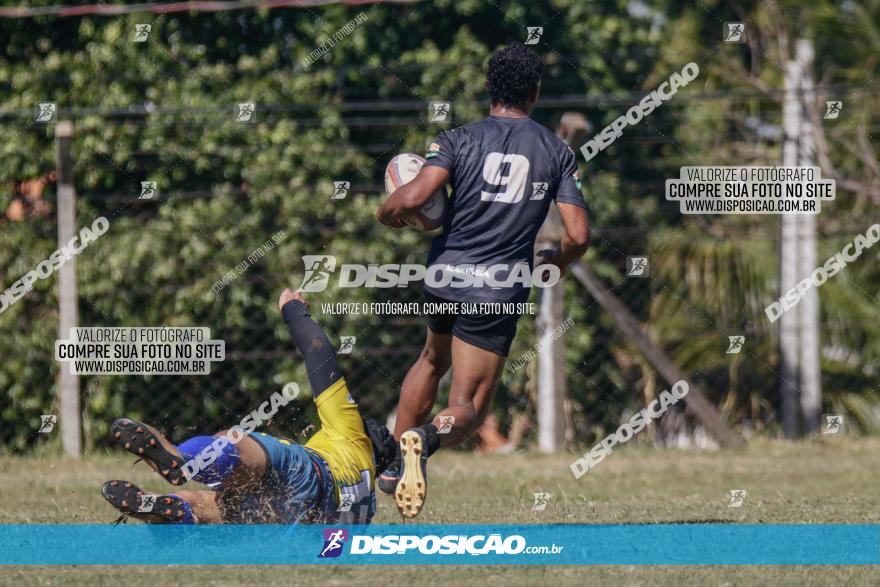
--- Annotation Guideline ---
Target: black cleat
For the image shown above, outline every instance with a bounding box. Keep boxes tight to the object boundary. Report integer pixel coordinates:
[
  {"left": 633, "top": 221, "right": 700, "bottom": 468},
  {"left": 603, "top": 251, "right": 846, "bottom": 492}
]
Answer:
[
  {"left": 377, "top": 460, "right": 401, "bottom": 496},
  {"left": 111, "top": 418, "right": 187, "bottom": 486},
  {"left": 394, "top": 428, "right": 428, "bottom": 518},
  {"left": 101, "top": 480, "right": 192, "bottom": 524}
]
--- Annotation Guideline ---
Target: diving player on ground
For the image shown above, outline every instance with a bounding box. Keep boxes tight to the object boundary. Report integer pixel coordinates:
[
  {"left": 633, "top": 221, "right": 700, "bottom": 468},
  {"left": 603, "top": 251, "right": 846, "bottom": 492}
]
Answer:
[
  {"left": 375, "top": 43, "right": 590, "bottom": 518},
  {"left": 101, "top": 289, "right": 395, "bottom": 525}
]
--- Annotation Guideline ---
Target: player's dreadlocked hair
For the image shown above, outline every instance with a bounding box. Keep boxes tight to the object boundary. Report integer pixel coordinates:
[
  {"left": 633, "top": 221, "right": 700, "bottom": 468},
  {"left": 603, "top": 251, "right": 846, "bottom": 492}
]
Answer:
[{"left": 486, "top": 43, "right": 544, "bottom": 110}]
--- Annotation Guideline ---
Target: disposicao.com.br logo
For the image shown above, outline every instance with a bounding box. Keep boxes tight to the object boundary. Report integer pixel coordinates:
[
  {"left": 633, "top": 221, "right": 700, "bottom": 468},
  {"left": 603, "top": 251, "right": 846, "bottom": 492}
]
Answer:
[
  {"left": 298, "top": 255, "right": 560, "bottom": 292},
  {"left": 318, "top": 530, "right": 564, "bottom": 558},
  {"left": 318, "top": 528, "right": 349, "bottom": 558}
]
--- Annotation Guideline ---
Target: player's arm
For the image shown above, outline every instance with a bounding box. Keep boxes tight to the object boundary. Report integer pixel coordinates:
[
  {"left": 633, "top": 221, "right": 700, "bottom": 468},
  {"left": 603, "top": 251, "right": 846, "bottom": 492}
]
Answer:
[
  {"left": 540, "top": 147, "right": 590, "bottom": 274},
  {"left": 375, "top": 166, "right": 449, "bottom": 226},
  {"left": 543, "top": 203, "right": 590, "bottom": 274}
]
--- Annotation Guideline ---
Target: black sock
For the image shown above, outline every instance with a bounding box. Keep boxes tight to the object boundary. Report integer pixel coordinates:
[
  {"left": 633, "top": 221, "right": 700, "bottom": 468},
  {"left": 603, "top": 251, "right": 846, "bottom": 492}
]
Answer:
[
  {"left": 419, "top": 423, "right": 441, "bottom": 457},
  {"left": 392, "top": 441, "right": 402, "bottom": 467}
]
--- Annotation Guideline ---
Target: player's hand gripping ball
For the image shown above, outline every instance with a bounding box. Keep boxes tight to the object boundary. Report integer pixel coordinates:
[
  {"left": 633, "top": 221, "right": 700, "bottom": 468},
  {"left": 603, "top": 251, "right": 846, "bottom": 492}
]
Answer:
[{"left": 384, "top": 153, "right": 447, "bottom": 236}]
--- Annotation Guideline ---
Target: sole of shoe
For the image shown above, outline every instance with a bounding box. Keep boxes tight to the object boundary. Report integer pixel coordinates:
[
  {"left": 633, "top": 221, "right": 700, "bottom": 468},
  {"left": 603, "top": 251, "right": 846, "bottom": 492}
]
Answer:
[
  {"left": 394, "top": 430, "right": 426, "bottom": 518},
  {"left": 100, "top": 480, "right": 189, "bottom": 524},
  {"left": 111, "top": 418, "right": 187, "bottom": 486}
]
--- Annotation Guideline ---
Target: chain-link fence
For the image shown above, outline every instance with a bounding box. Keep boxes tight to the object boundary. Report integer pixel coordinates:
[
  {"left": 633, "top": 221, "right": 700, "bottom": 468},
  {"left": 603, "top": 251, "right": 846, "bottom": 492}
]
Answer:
[
  {"left": 3, "top": 177, "right": 878, "bottom": 455},
  {"left": 2, "top": 54, "right": 878, "bottom": 453}
]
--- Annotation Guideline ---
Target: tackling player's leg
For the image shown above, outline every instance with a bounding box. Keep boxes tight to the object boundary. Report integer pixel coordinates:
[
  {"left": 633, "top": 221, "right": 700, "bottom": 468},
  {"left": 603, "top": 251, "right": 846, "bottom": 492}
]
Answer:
[
  {"left": 104, "top": 419, "right": 270, "bottom": 523},
  {"left": 101, "top": 480, "right": 221, "bottom": 524},
  {"left": 110, "top": 418, "right": 268, "bottom": 489}
]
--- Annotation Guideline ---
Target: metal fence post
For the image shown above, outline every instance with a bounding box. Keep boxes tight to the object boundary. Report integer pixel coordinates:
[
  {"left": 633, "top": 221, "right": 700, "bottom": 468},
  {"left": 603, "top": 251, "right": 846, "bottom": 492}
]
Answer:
[
  {"left": 795, "top": 38, "right": 822, "bottom": 434},
  {"left": 55, "top": 120, "right": 82, "bottom": 458},
  {"left": 780, "top": 53, "right": 802, "bottom": 438},
  {"left": 534, "top": 113, "right": 588, "bottom": 453}
]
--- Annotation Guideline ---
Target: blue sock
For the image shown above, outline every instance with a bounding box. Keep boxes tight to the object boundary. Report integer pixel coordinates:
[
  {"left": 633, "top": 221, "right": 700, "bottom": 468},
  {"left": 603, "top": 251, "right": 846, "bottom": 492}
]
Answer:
[
  {"left": 176, "top": 435, "right": 240, "bottom": 485},
  {"left": 169, "top": 496, "right": 195, "bottom": 525}
]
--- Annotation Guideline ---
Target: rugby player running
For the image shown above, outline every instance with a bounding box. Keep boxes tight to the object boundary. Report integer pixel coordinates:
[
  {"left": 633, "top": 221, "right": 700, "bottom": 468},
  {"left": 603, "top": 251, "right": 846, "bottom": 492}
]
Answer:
[
  {"left": 375, "top": 43, "right": 590, "bottom": 518},
  {"left": 101, "top": 289, "right": 395, "bottom": 525}
]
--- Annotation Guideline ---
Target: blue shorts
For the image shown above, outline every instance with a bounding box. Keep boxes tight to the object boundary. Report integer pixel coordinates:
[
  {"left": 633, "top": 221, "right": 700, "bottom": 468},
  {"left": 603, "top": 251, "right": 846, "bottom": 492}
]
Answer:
[{"left": 238, "top": 432, "right": 337, "bottom": 524}]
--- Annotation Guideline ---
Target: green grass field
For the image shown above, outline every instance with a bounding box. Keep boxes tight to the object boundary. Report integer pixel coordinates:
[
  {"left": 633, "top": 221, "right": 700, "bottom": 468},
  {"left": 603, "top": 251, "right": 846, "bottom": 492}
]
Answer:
[{"left": 2, "top": 437, "right": 878, "bottom": 585}]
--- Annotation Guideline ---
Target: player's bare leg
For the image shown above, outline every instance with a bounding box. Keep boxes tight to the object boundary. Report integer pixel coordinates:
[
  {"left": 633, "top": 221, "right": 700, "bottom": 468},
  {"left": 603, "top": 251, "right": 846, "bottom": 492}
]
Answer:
[
  {"left": 175, "top": 489, "right": 223, "bottom": 523},
  {"left": 101, "top": 480, "right": 221, "bottom": 524},
  {"left": 394, "top": 336, "right": 505, "bottom": 518},
  {"left": 377, "top": 328, "right": 452, "bottom": 494},
  {"left": 432, "top": 337, "right": 505, "bottom": 447},
  {"left": 395, "top": 329, "right": 453, "bottom": 435}
]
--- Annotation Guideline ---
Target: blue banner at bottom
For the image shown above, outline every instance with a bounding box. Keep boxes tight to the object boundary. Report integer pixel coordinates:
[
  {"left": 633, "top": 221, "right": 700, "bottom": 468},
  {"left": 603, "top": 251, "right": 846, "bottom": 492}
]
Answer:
[{"left": 1, "top": 524, "right": 877, "bottom": 565}]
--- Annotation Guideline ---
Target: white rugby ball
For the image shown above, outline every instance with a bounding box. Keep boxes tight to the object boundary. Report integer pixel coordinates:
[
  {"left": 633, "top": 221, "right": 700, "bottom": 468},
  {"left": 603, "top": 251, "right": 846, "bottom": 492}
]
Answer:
[{"left": 384, "top": 153, "right": 447, "bottom": 236}]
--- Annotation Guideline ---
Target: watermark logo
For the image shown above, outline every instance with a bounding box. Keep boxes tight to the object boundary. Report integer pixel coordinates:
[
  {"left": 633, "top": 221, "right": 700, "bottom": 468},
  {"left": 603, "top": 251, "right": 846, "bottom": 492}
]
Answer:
[
  {"left": 667, "top": 166, "right": 834, "bottom": 215},
  {"left": 337, "top": 494, "right": 354, "bottom": 512},
  {"left": 137, "top": 494, "right": 156, "bottom": 513},
  {"left": 300, "top": 12, "right": 367, "bottom": 71},
  {"left": 429, "top": 101, "right": 451, "bottom": 123},
  {"left": 571, "top": 380, "right": 689, "bottom": 478},
  {"left": 337, "top": 336, "right": 356, "bottom": 355},
  {"left": 507, "top": 317, "right": 574, "bottom": 374},
  {"left": 236, "top": 102, "right": 256, "bottom": 123},
  {"left": 438, "top": 415, "right": 455, "bottom": 434},
  {"left": 627, "top": 256, "right": 649, "bottom": 277},
  {"left": 581, "top": 62, "right": 699, "bottom": 162},
  {"left": 56, "top": 327, "right": 224, "bottom": 376},
  {"left": 724, "top": 22, "right": 746, "bottom": 43},
  {"left": 35, "top": 102, "right": 57, "bottom": 123},
  {"left": 531, "top": 492, "right": 550, "bottom": 511},
  {"left": 349, "top": 533, "right": 556, "bottom": 556},
  {"left": 132, "top": 24, "right": 151, "bottom": 42},
  {"left": 766, "top": 224, "right": 879, "bottom": 323},
  {"left": 182, "top": 383, "right": 300, "bottom": 481},
  {"left": 530, "top": 182, "right": 548, "bottom": 201},
  {"left": 824, "top": 101, "right": 843, "bottom": 120},
  {"left": 331, "top": 181, "right": 350, "bottom": 200},
  {"left": 296, "top": 256, "right": 559, "bottom": 292},
  {"left": 525, "top": 27, "right": 543, "bottom": 45},
  {"left": 728, "top": 489, "right": 747, "bottom": 508},
  {"left": 1, "top": 216, "right": 110, "bottom": 316},
  {"left": 727, "top": 336, "right": 745, "bottom": 354},
  {"left": 823, "top": 414, "right": 844, "bottom": 435},
  {"left": 211, "top": 229, "right": 288, "bottom": 294},
  {"left": 298, "top": 255, "right": 337, "bottom": 292},
  {"left": 319, "top": 528, "right": 349, "bottom": 558},
  {"left": 139, "top": 181, "right": 157, "bottom": 200},
  {"left": 38, "top": 415, "right": 57, "bottom": 434}
]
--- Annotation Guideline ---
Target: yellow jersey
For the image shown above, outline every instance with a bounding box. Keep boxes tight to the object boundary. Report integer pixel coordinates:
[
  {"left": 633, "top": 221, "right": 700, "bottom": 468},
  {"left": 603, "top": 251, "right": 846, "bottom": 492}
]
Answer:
[{"left": 304, "top": 378, "right": 376, "bottom": 505}]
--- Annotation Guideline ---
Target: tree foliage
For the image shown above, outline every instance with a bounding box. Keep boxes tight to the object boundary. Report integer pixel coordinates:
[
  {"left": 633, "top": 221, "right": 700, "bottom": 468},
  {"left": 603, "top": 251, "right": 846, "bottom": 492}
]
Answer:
[{"left": 1, "top": 0, "right": 877, "bottom": 452}]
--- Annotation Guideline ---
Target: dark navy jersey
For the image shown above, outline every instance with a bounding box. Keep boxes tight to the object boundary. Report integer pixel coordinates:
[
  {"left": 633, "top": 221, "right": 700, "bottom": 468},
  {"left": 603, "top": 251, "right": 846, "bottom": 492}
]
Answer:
[{"left": 423, "top": 115, "right": 587, "bottom": 303}]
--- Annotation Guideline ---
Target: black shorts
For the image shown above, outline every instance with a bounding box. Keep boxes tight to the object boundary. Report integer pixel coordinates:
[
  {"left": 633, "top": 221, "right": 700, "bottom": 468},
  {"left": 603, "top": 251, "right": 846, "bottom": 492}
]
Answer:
[{"left": 423, "top": 291, "right": 522, "bottom": 356}]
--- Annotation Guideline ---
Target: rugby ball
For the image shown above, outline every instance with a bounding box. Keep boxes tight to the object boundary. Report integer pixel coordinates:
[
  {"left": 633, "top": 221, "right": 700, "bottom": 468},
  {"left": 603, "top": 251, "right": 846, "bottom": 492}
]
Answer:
[{"left": 384, "top": 153, "right": 447, "bottom": 236}]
